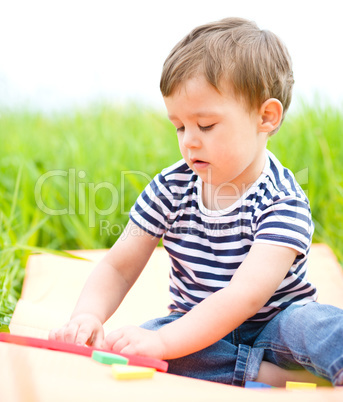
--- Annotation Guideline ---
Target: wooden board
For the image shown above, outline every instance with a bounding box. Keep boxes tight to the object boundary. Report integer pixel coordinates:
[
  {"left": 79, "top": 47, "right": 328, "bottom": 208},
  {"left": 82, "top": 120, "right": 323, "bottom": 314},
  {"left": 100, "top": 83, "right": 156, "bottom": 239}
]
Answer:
[{"left": 2, "top": 244, "right": 343, "bottom": 401}]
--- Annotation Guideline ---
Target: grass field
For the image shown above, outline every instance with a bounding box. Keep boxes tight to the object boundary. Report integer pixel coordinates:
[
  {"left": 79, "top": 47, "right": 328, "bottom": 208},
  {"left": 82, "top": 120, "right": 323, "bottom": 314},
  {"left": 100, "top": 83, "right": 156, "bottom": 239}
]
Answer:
[{"left": 1, "top": 101, "right": 343, "bottom": 328}]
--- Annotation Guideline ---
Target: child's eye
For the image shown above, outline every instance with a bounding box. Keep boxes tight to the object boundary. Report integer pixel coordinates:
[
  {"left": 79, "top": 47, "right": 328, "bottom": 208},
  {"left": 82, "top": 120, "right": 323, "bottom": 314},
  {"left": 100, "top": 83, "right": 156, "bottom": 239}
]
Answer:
[
  {"left": 198, "top": 124, "right": 215, "bottom": 132},
  {"left": 176, "top": 126, "right": 185, "bottom": 133}
]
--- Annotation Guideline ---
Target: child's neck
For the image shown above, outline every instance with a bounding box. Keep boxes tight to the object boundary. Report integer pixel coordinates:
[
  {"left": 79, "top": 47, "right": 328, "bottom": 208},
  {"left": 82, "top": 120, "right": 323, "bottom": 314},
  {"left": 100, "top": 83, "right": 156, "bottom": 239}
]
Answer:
[
  {"left": 201, "top": 153, "right": 266, "bottom": 211},
  {"left": 202, "top": 181, "right": 249, "bottom": 210}
]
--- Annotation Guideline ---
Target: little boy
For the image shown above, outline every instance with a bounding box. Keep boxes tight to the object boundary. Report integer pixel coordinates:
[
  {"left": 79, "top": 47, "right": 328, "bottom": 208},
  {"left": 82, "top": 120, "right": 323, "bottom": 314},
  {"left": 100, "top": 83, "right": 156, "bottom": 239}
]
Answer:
[{"left": 50, "top": 17, "right": 343, "bottom": 387}]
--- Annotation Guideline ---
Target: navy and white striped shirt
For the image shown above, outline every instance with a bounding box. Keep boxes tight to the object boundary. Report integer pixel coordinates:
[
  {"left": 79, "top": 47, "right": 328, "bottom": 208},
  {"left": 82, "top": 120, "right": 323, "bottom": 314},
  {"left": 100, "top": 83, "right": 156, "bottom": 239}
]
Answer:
[{"left": 130, "top": 150, "right": 317, "bottom": 321}]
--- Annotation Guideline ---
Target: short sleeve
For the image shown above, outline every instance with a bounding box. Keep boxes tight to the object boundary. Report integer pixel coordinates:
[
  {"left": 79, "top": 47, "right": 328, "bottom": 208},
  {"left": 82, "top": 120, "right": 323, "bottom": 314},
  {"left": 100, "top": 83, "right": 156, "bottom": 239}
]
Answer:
[
  {"left": 129, "top": 173, "right": 175, "bottom": 238},
  {"left": 254, "top": 196, "right": 314, "bottom": 256}
]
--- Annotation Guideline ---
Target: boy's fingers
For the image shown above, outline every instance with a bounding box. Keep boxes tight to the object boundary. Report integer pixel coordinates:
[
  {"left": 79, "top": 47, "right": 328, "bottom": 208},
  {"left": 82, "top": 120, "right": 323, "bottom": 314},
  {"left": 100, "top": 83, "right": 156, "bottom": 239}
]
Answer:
[
  {"left": 76, "top": 324, "right": 104, "bottom": 347},
  {"left": 113, "top": 338, "right": 130, "bottom": 353},
  {"left": 48, "top": 315, "right": 104, "bottom": 346},
  {"left": 52, "top": 325, "right": 69, "bottom": 342},
  {"left": 90, "top": 330, "right": 105, "bottom": 349},
  {"left": 103, "top": 329, "right": 122, "bottom": 349},
  {"left": 75, "top": 326, "right": 93, "bottom": 346},
  {"left": 119, "top": 344, "right": 137, "bottom": 356},
  {"left": 49, "top": 324, "right": 80, "bottom": 344},
  {"left": 104, "top": 330, "right": 132, "bottom": 352},
  {"left": 48, "top": 328, "right": 58, "bottom": 341},
  {"left": 64, "top": 323, "right": 80, "bottom": 343}
]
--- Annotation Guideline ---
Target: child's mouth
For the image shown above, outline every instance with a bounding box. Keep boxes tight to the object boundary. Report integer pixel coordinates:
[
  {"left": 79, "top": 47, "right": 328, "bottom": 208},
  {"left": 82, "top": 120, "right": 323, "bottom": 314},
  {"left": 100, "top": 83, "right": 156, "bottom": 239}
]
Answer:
[{"left": 192, "top": 160, "right": 209, "bottom": 169}]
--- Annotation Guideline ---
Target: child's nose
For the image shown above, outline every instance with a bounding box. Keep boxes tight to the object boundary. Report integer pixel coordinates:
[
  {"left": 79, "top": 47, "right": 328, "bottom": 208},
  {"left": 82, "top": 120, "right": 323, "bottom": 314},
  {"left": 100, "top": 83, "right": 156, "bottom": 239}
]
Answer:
[{"left": 182, "top": 129, "right": 201, "bottom": 149}]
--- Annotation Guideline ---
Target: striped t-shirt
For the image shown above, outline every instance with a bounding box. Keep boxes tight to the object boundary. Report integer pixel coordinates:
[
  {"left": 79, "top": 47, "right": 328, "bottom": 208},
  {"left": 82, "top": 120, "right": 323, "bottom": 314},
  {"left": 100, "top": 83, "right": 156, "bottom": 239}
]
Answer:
[{"left": 130, "top": 150, "right": 317, "bottom": 321}]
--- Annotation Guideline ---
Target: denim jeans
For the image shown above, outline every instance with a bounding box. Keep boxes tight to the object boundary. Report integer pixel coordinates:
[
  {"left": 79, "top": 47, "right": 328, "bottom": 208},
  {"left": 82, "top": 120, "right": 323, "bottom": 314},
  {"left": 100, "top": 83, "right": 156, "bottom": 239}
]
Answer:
[
  {"left": 140, "top": 302, "right": 343, "bottom": 386},
  {"left": 253, "top": 302, "right": 343, "bottom": 386},
  {"left": 141, "top": 311, "right": 267, "bottom": 386}
]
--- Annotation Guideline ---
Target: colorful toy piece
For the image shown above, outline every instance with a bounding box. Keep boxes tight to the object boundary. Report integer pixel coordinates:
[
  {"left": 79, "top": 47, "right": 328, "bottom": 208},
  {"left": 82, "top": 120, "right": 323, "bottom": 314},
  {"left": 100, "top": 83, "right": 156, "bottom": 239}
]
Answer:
[
  {"left": 112, "top": 364, "right": 155, "bottom": 380},
  {"left": 0, "top": 333, "right": 168, "bottom": 372},
  {"left": 286, "top": 381, "right": 317, "bottom": 390},
  {"left": 92, "top": 350, "right": 128, "bottom": 365},
  {"left": 245, "top": 381, "right": 272, "bottom": 389}
]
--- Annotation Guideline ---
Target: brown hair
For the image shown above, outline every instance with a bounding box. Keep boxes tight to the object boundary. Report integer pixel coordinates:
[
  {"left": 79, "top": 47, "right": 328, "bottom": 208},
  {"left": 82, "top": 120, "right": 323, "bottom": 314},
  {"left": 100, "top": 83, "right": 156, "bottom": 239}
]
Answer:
[{"left": 160, "top": 17, "right": 294, "bottom": 129}]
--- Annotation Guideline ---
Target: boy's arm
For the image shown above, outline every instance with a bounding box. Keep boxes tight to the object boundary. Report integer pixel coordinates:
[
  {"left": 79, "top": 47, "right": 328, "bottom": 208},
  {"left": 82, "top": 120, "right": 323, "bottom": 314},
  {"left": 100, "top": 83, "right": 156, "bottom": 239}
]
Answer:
[
  {"left": 104, "top": 243, "right": 297, "bottom": 359},
  {"left": 49, "top": 219, "right": 160, "bottom": 347}
]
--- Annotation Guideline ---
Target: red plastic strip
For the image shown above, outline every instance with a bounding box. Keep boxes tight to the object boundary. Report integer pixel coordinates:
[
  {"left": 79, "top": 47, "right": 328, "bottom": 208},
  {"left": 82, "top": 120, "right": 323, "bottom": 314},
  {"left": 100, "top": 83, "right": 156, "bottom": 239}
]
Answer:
[{"left": 0, "top": 333, "right": 168, "bottom": 372}]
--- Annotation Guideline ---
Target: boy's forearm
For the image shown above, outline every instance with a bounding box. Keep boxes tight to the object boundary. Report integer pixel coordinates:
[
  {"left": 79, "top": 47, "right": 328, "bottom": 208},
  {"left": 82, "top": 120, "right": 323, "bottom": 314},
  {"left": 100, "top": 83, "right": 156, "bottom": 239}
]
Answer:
[
  {"left": 70, "top": 221, "right": 160, "bottom": 324},
  {"left": 71, "top": 261, "right": 130, "bottom": 323},
  {"left": 157, "top": 284, "right": 261, "bottom": 360},
  {"left": 157, "top": 244, "right": 296, "bottom": 360}
]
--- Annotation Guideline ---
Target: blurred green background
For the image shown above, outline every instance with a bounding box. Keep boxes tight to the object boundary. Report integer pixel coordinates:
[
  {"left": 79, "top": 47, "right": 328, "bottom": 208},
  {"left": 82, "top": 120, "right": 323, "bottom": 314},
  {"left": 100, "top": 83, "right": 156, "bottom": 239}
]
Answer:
[{"left": 1, "top": 102, "right": 343, "bottom": 328}]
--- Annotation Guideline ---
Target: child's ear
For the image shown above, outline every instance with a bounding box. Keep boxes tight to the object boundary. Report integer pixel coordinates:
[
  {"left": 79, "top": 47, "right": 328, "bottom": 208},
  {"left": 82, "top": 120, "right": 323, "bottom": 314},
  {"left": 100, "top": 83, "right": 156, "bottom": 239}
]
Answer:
[{"left": 258, "top": 98, "right": 283, "bottom": 134}]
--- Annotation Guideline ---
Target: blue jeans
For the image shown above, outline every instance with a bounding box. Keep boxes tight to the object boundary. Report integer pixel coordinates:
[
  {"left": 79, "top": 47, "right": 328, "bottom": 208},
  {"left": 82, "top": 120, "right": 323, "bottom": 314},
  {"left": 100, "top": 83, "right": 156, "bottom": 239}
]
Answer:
[
  {"left": 253, "top": 302, "right": 343, "bottom": 386},
  {"left": 141, "top": 302, "right": 343, "bottom": 386}
]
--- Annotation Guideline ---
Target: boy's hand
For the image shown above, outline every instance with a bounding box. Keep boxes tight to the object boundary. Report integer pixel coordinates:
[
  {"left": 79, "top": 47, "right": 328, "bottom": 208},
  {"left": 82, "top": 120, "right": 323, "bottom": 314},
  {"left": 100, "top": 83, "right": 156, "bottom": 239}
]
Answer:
[
  {"left": 49, "top": 313, "right": 104, "bottom": 348},
  {"left": 103, "top": 326, "right": 167, "bottom": 360}
]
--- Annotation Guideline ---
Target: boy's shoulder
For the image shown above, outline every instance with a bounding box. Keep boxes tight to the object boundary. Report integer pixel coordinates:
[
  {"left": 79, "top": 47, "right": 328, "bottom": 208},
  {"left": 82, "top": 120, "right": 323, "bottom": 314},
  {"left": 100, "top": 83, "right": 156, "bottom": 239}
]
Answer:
[{"left": 262, "top": 150, "right": 308, "bottom": 203}]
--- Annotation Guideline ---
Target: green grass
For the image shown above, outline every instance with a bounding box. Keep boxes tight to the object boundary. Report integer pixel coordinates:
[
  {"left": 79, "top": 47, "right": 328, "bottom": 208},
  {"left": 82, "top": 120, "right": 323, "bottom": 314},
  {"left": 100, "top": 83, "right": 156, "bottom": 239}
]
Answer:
[
  {"left": 0, "top": 104, "right": 181, "bottom": 250},
  {"left": 268, "top": 102, "right": 343, "bottom": 260},
  {"left": 0, "top": 101, "right": 342, "bottom": 328},
  {"left": 0, "top": 168, "right": 27, "bottom": 330}
]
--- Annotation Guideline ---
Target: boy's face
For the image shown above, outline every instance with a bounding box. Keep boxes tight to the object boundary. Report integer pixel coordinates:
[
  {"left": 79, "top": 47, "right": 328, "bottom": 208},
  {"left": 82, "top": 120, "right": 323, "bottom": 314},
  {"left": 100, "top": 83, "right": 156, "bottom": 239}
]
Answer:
[{"left": 164, "top": 75, "right": 268, "bottom": 201}]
